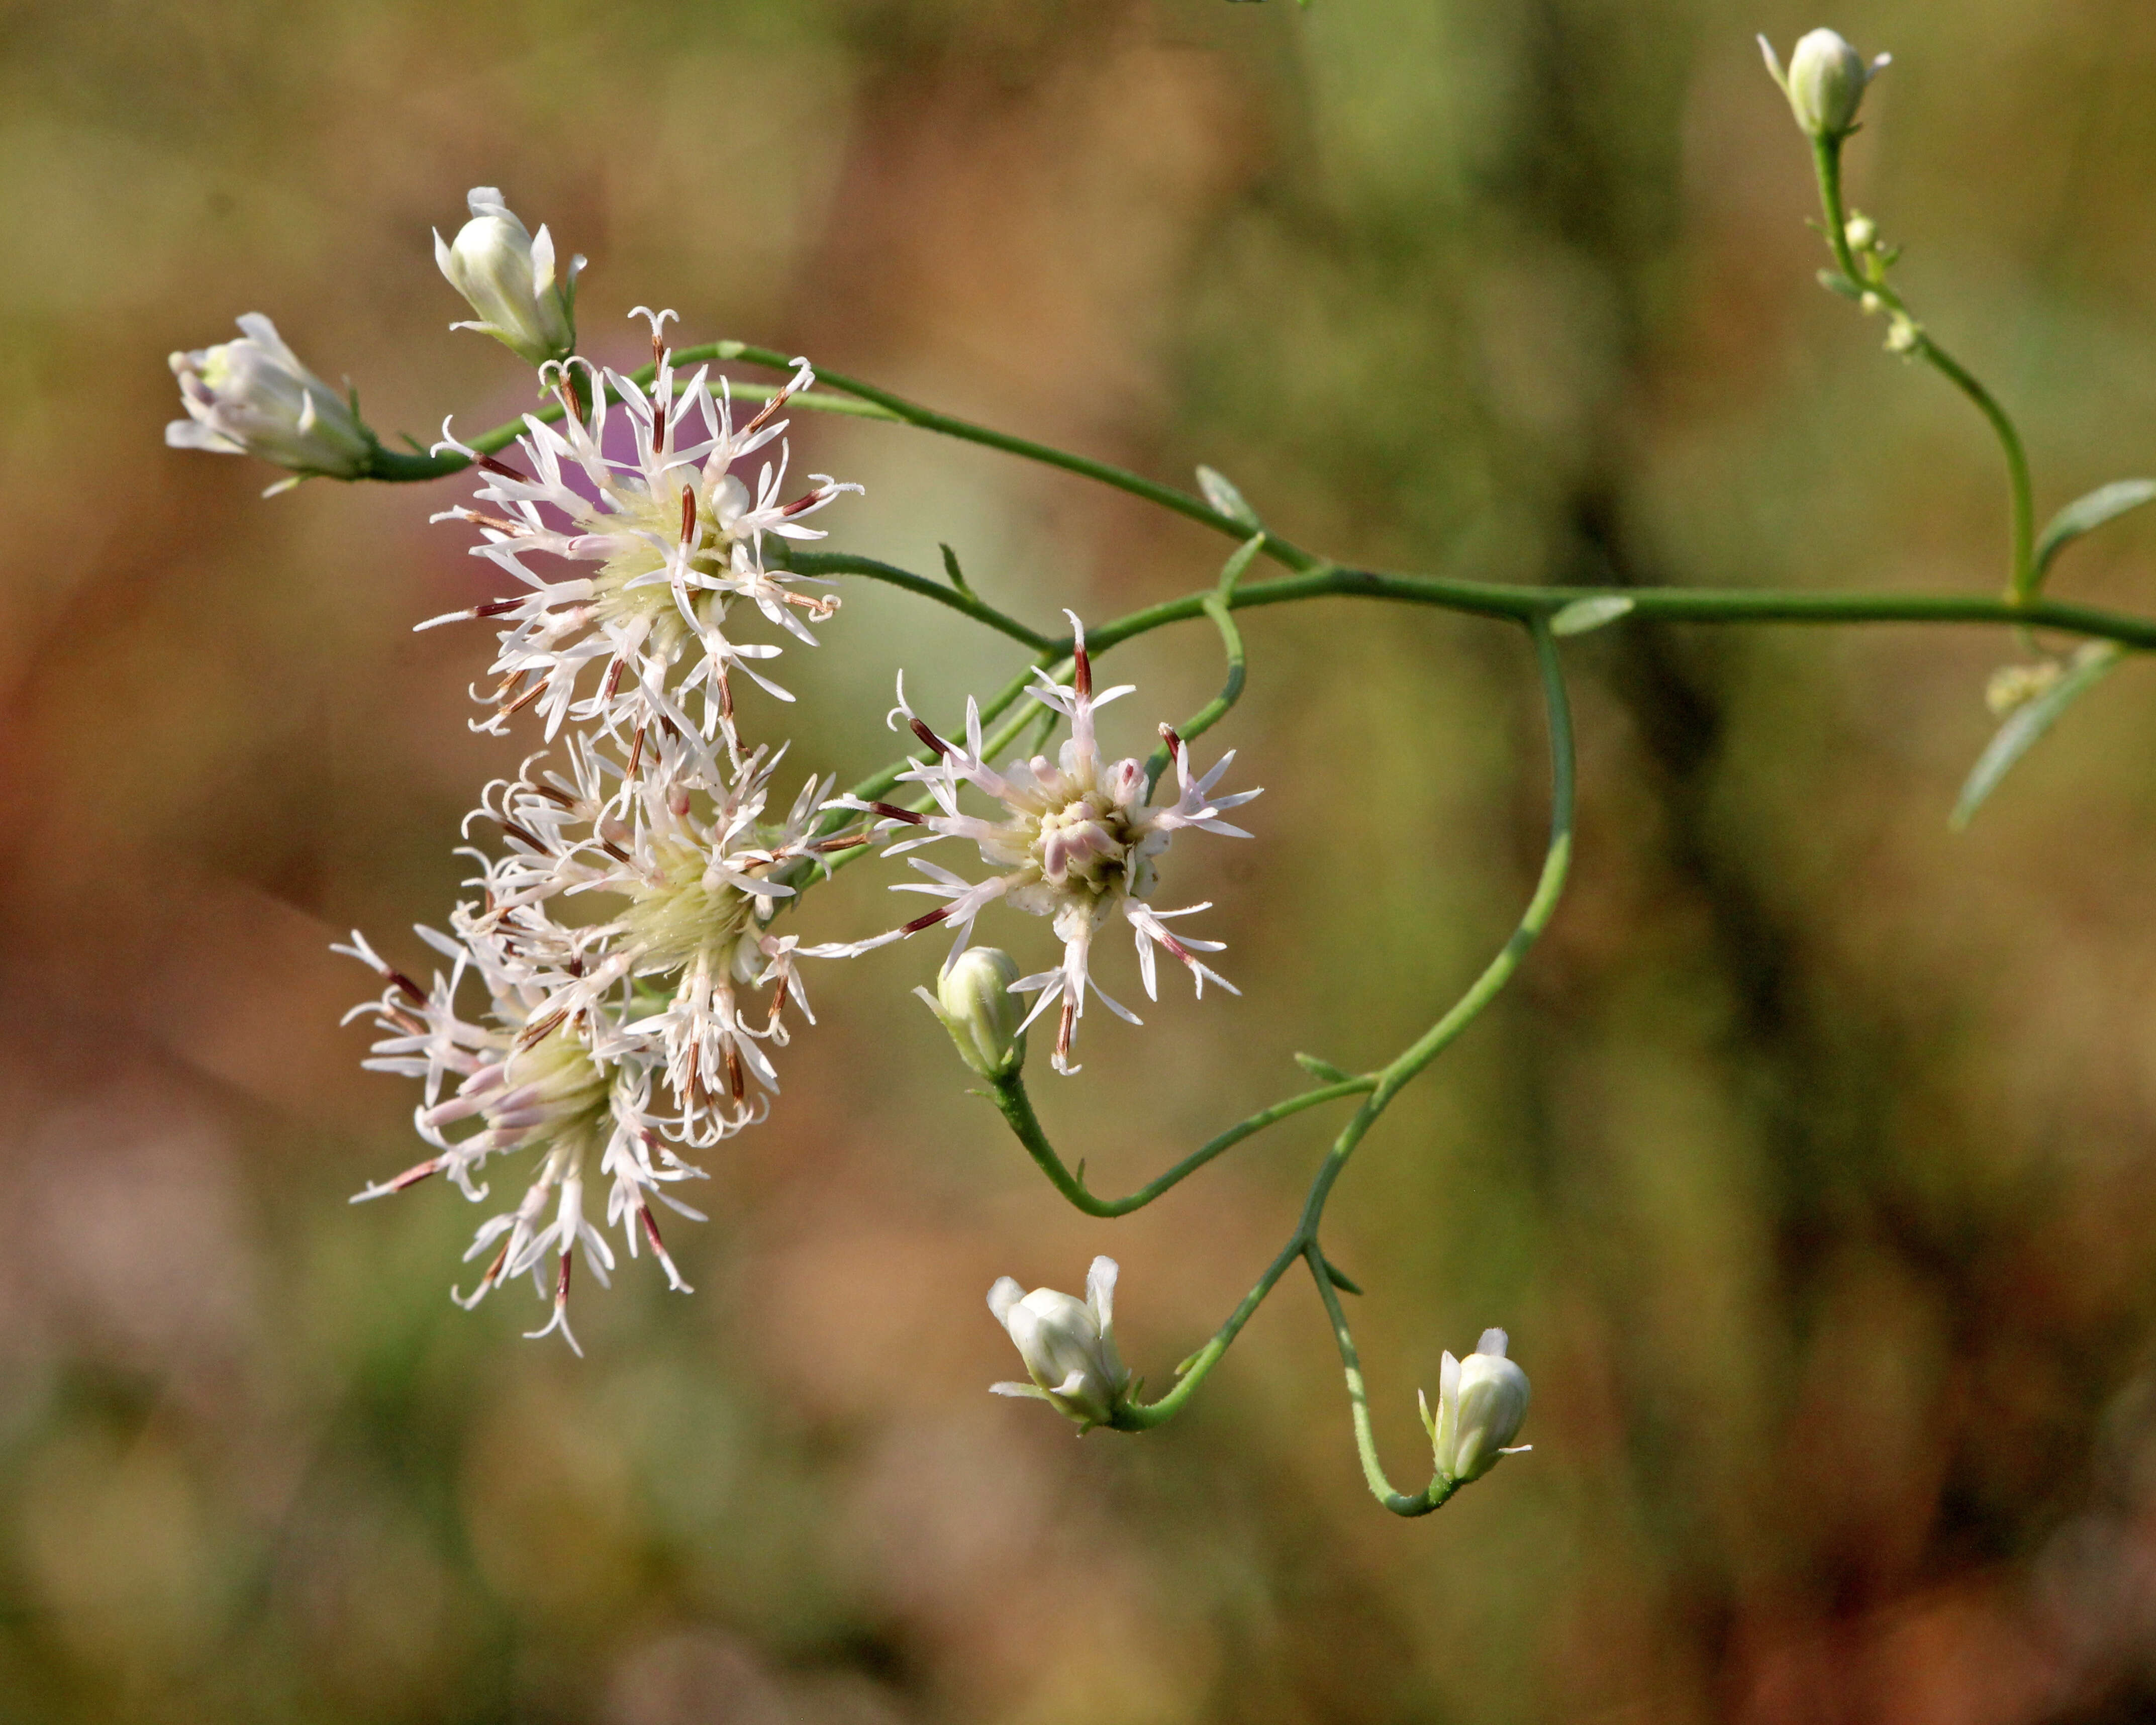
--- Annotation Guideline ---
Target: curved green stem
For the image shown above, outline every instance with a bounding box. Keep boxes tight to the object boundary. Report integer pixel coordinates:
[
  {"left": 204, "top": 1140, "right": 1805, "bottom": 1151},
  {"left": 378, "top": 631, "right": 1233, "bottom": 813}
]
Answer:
[
  {"left": 986, "top": 1068, "right": 1378, "bottom": 1218},
  {"left": 1305, "top": 1243, "right": 1457, "bottom": 1516},
  {"left": 359, "top": 340, "right": 1321, "bottom": 576},
  {"left": 1813, "top": 135, "right": 2036, "bottom": 597},
  {"left": 1143, "top": 534, "right": 1261, "bottom": 796},
  {"left": 787, "top": 550, "right": 1056, "bottom": 652},
  {"left": 1109, "top": 621, "right": 1574, "bottom": 1438}
]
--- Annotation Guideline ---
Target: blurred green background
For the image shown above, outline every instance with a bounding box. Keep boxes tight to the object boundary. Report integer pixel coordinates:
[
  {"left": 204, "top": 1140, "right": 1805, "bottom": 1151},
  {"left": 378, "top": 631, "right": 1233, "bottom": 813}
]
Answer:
[{"left": 8, "top": 1, "right": 2156, "bottom": 1719}]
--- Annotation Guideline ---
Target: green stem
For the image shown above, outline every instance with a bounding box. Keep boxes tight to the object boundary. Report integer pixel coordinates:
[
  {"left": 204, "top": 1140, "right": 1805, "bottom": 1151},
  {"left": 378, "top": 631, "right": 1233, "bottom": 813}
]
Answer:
[
  {"left": 987, "top": 1068, "right": 1378, "bottom": 1218},
  {"left": 360, "top": 340, "right": 1321, "bottom": 576},
  {"left": 1109, "top": 621, "right": 1574, "bottom": 1436},
  {"left": 1305, "top": 1243, "right": 1458, "bottom": 1516},
  {"left": 1812, "top": 135, "right": 2036, "bottom": 598},
  {"left": 1141, "top": 535, "right": 1262, "bottom": 796},
  {"left": 787, "top": 550, "right": 1056, "bottom": 652}
]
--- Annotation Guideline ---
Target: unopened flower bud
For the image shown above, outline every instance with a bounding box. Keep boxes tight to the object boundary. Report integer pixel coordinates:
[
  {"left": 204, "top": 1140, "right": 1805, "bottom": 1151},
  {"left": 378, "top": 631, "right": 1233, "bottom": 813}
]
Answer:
[
  {"left": 1986, "top": 660, "right": 2065, "bottom": 716},
  {"left": 988, "top": 1255, "right": 1130, "bottom": 1430},
  {"left": 1844, "top": 214, "right": 1877, "bottom": 252},
  {"left": 917, "top": 947, "right": 1026, "bottom": 1078},
  {"left": 166, "top": 314, "right": 372, "bottom": 489},
  {"left": 434, "top": 186, "right": 581, "bottom": 368},
  {"left": 1758, "top": 29, "right": 1890, "bottom": 140},
  {"left": 1420, "top": 1327, "right": 1531, "bottom": 1484}
]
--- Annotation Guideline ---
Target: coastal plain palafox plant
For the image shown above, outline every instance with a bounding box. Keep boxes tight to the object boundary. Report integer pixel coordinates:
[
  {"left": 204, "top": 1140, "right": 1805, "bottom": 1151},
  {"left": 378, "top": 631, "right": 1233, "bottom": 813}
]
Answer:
[{"left": 163, "top": 26, "right": 2156, "bottom": 1520}]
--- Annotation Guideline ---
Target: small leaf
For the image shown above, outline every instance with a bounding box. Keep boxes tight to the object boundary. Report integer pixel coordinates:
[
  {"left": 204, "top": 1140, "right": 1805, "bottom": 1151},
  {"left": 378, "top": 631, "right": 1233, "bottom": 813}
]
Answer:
[
  {"left": 1197, "top": 464, "right": 1261, "bottom": 529},
  {"left": 1295, "top": 1051, "right": 1353, "bottom": 1082},
  {"left": 1817, "top": 268, "right": 1866, "bottom": 301},
  {"left": 1951, "top": 641, "right": 2127, "bottom": 831},
  {"left": 939, "top": 542, "right": 973, "bottom": 594},
  {"left": 1320, "top": 1256, "right": 1364, "bottom": 1296},
  {"left": 1549, "top": 595, "right": 1635, "bottom": 636},
  {"left": 2032, "top": 480, "right": 2156, "bottom": 583},
  {"left": 1217, "top": 532, "right": 1266, "bottom": 597}
]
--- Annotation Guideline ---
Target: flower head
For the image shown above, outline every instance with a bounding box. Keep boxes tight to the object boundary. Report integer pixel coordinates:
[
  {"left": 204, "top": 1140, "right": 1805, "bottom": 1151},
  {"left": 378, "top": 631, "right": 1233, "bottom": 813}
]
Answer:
[
  {"left": 423, "top": 312, "right": 859, "bottom": 756},
  {"left": 1420, "top": 1327, "right": 1532, "bottom": 1485},
  {"left": 435, "top": 186, "right": 582, "bottom": 368},
  {"left": 837, "top": 613, "right": 1259, "bottom": 1073},
  {"left": 336, "top": 920, "right": 702, "bottom": 1354},
  {"left": 167, "top": 314, "right": 372, "bottom": 490},
  {"left": 1759, "top": 29, "right": 1890, "bottom": 140},
  {"left": 988, "top": 1255, "right": 1130, "bottom": 1430}
]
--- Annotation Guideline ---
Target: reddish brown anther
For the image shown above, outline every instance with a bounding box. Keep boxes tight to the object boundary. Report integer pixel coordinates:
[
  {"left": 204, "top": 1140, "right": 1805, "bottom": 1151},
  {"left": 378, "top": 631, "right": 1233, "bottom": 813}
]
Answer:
[
  {"left": 900, "top": 905, "right": 953, "bottom": 936},
  {"left": 679, "top": 484, "right": 697, "bottom": 548},
  {"left": 869, "top": 801, "right": 927, "bottom": 824},
  {"left": 476, "top": 452, "right": 528, "bottom": 483},
  {"left": 495, "top": 815, "right": 549, "bottom": 853},
  {"left": 908, "top": 716, "right": 951, "bottom": 757}
]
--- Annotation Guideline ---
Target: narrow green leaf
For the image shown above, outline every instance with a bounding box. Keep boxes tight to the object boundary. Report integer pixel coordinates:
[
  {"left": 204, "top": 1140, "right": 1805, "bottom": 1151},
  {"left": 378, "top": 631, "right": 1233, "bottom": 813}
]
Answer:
[
  {"left": 1294, "top": 1051, "right": 1352, "bottom": 1082},
  {"left": 1320, "top": 1256, "right": 1364, "bottom": 1296},
  {"left": 2033, "top": 480, "right": 2156, "bottom": 582},
  {"left": 1951, "top": 641, "right": 2127, "bottom": 831},
  {"left": 1817, "top": 268, "right": 1866, "bottom": 301},
  {"left": 1549, "top": 595, "right": 1635, "bottom": 636},
  {"left": 938, "top": 542, "right": 973, "bottom": 595},
  {"left": 1196, "top": 464, "right": 1261, "bottom": 529}
]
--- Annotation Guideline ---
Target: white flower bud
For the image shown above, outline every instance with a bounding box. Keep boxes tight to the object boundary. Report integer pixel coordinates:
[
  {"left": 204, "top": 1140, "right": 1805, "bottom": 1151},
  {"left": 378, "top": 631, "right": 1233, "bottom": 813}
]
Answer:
[
  {"left": 1420, "top": 1327, "right": 1531, "bottom": 1484},
  {"left": 1758, "top": 30, "right": 1890, "bottom": 140},
  {"left": 1844, "top": 214, "right": 1877, "bottom": 252},
  {"left": 916, "top": 947, "right": 1027, "bottom": 1078},
  {"left": 988, "top": 1255, "right": 1130, "bottom": 1430},
  {"left": 433, "top": 186, "right": 581, "bottom": 368},
  {"left": 166, "top": 314, "right": 372, "bottom": 488}
]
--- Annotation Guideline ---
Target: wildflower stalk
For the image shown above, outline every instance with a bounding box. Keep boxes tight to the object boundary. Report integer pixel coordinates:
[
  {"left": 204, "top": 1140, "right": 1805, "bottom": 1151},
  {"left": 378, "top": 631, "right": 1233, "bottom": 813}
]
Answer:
[
  {"left": 1811, "top": 133, "right": 2036, "bottom": 598},
  {"left": 993, "top": 619, "right": 1571, "bottom": 1449}
]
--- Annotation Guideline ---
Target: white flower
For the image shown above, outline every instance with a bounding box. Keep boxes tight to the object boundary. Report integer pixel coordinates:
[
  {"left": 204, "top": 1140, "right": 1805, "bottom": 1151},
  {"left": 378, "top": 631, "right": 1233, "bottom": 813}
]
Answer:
[
  {"left": 460, "top": 726, "right": 840, "bottom": 1147},
  {"left": 987, "top": 1255, "right": 1130, "bottom": 1430},
  {"left": 1419, "top": 1327, "right": 1532, "bottom": 1484},
  {"left": 834, "top": 612, "right": 1259, "bottom": 1074},
  {"left": 435, "top": 186, "right": 581, "bottom": 368},
  {"left": 422, "top": 310, "right": 860, "bottom": 755},
  {"left": 1759, "top": 29, "right": 1890, "bottom": 139},
  {"left": 336, "top": 919, "right": 703, "bottom": 1353},
  {"left": 920, "top": 946, "right": 1026, "bottom": 1078},
  {"left": 167, "top": 314, "right": 372, "bottom": 490}
]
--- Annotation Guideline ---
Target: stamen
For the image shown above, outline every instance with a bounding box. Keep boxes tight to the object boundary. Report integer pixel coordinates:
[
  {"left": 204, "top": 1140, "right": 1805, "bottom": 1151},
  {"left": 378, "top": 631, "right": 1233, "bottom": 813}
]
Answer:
[
  {"left": 474, "top": 598, "right": 526, "bottom": 619},
  {"left": 625, "top": 723, "right": 648, "bottom": 781},
  {"left": 1073, "top": 639, "right": 1093, "bottom": 699},
  {"left": 908, "top": 717, "right": 951, "bottom": 757},
  {"left": 900, "top": 905, "right": 953, "bottom": 936},
  {"left": 868, "top": 801, "right": 927, "bottom": 824},
  {"left": 517, "top": 1007, "right": 567, "bottom": 1047},
  {"left": 501, "top": 676, "right": 548, "bottom": 719},
  {"left": 679, "top": 484, "right": 696, "bottom": 549},
  {"left": 476, "top": 452, "right": 529, "bottom": 483},
  {"left": 494, "top": 815, "right": 550, "bottom": 853}
]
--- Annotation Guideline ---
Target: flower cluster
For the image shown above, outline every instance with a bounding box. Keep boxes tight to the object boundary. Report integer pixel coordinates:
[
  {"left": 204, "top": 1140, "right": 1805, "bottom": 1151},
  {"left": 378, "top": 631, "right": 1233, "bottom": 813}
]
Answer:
[{"left": 159, "top": 186, "right": 872, "bottom": 1351}]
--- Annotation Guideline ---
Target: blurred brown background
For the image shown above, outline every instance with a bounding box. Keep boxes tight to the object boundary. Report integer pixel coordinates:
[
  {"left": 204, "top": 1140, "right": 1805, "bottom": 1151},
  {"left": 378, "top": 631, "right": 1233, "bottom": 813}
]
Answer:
[{"left": 8, "top": 1, "right": 2156, "bottom": 1719}]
